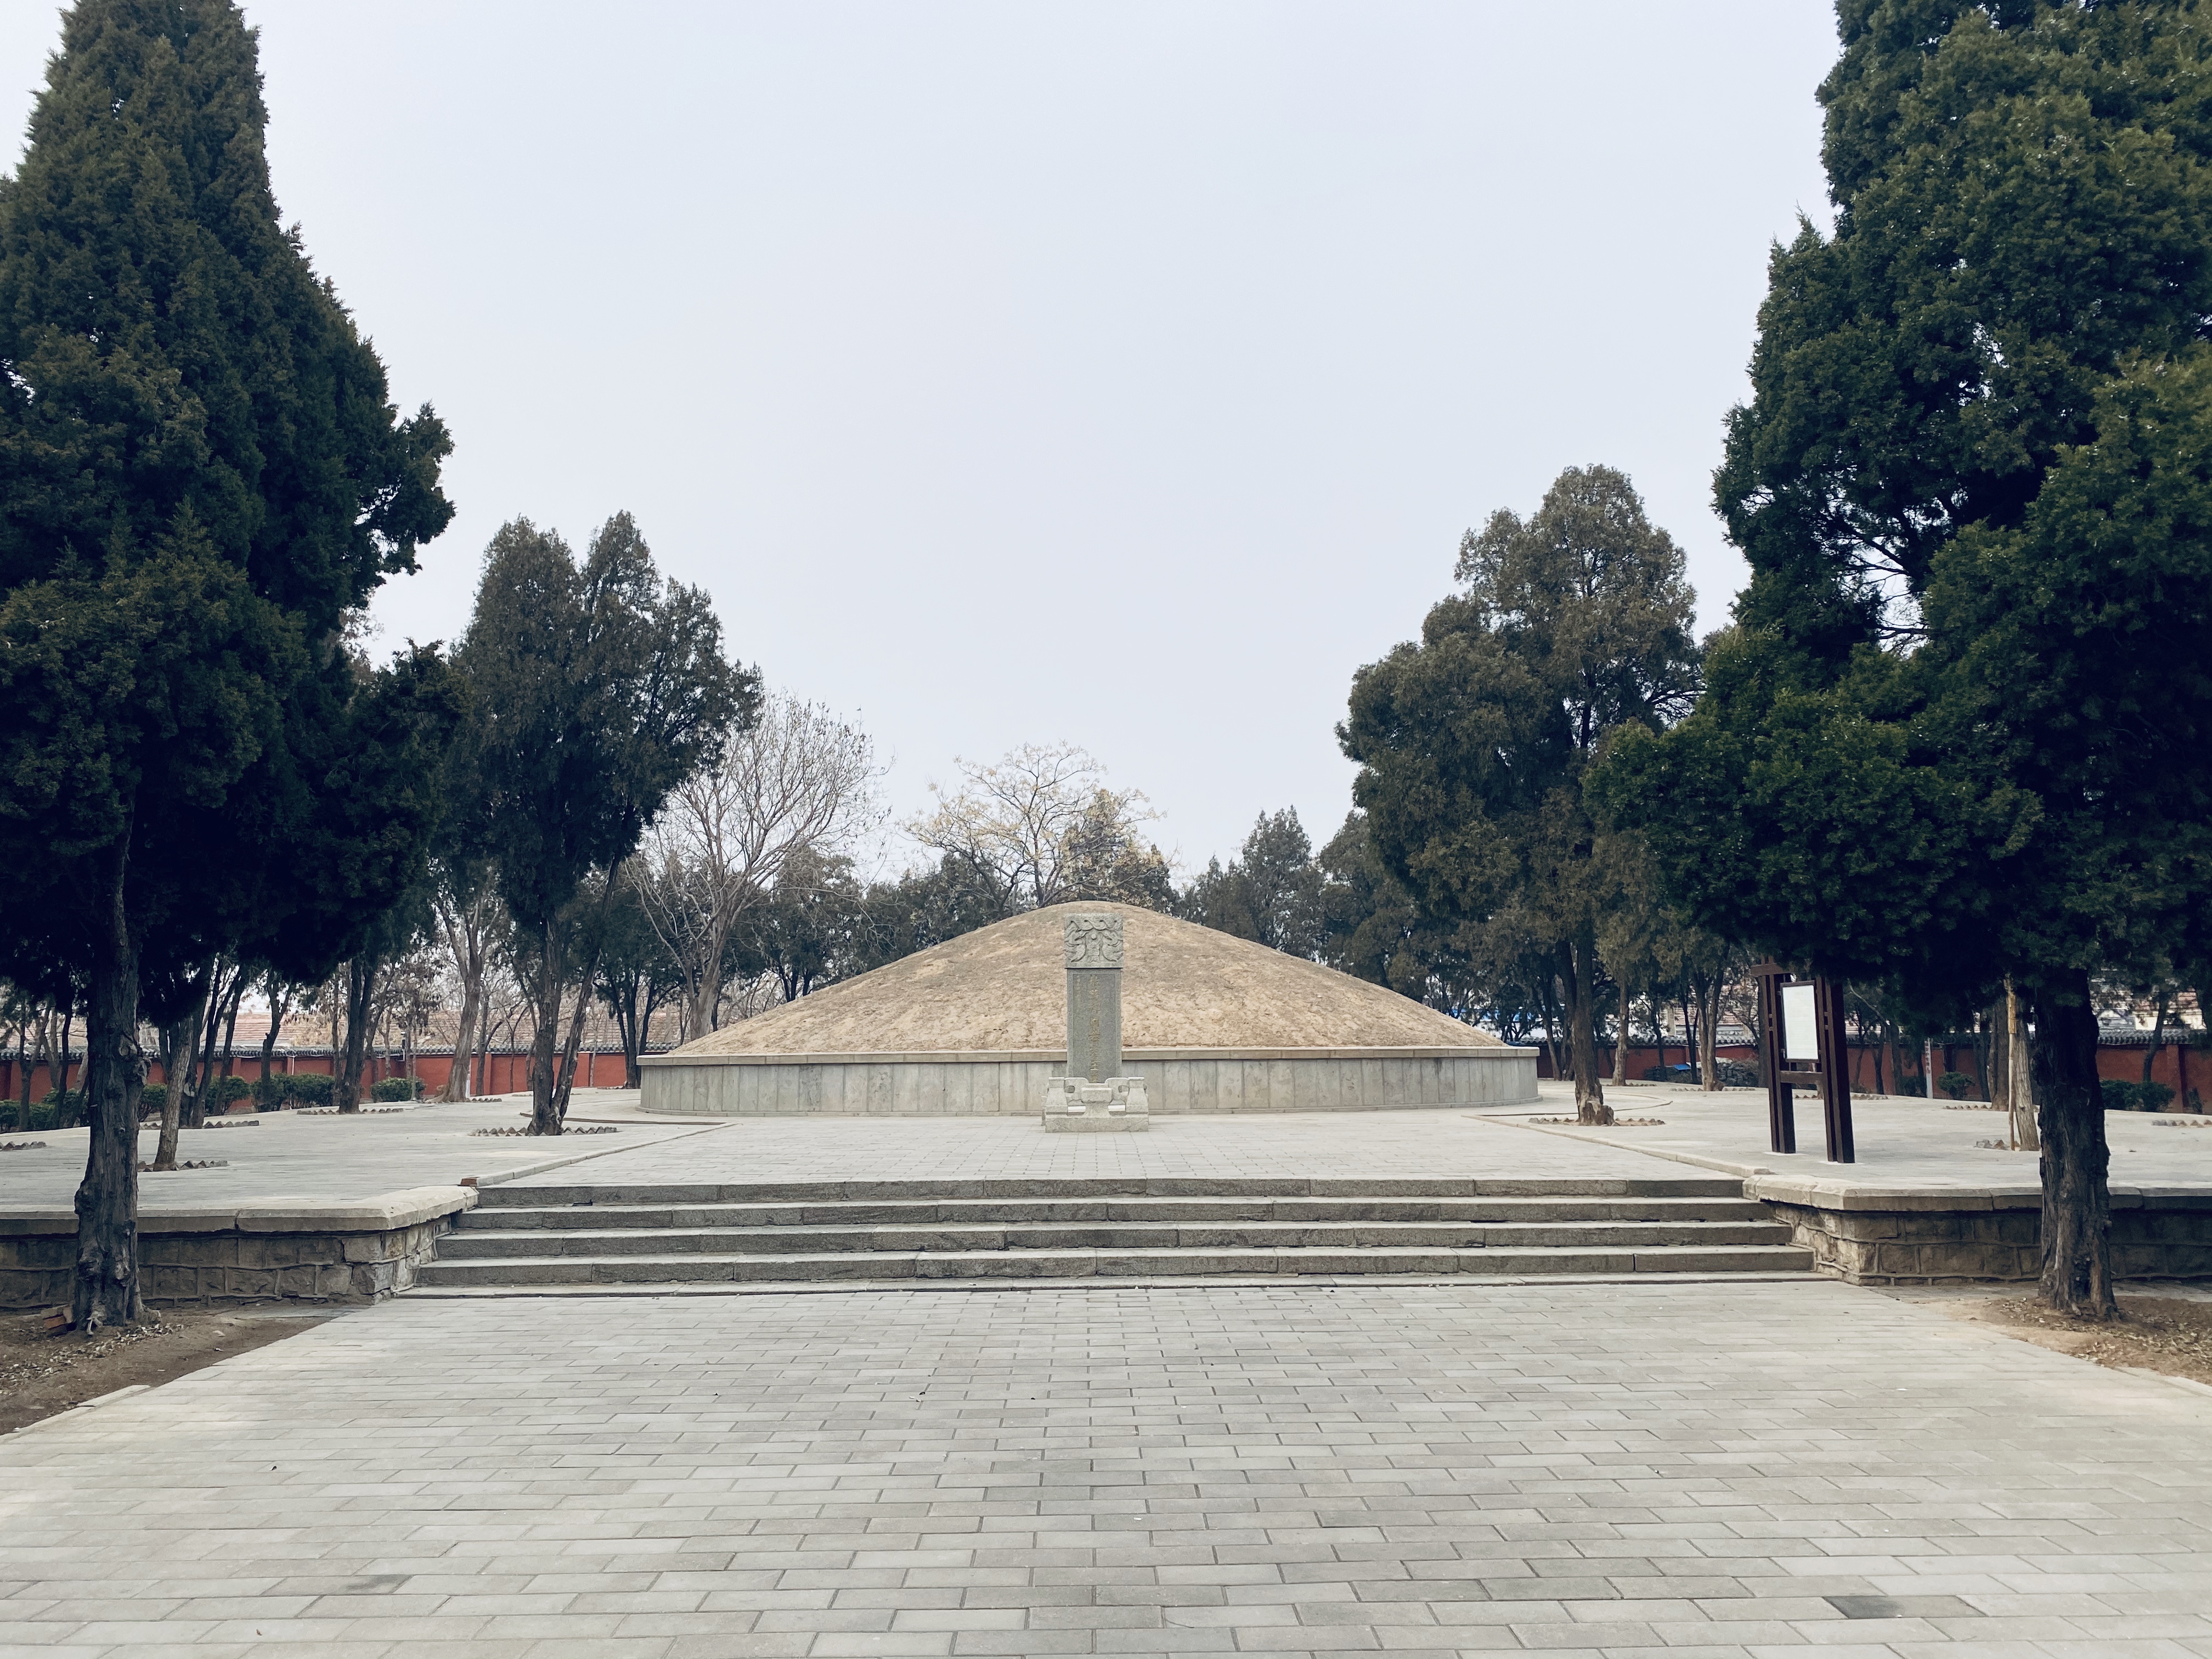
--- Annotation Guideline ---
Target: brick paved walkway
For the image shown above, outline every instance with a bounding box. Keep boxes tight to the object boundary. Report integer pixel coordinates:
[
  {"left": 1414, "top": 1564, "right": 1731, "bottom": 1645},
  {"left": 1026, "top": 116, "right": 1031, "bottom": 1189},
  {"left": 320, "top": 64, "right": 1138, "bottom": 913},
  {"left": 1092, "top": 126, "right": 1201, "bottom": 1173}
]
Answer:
[{"left": 3, "top": 1279, "right": 2207, "bottom": 1656}]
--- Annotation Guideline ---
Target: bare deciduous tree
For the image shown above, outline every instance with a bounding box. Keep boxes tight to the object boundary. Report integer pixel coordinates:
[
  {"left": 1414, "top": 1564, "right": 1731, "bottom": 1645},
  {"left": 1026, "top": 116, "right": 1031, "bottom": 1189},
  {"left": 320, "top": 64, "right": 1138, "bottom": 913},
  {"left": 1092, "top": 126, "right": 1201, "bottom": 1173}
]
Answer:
[
  {"left": 431, "top": 860, "right": 501, "bottom": 1101},
  {"left": 906, "top": 743, "right": 1163, "bottom": 913},
  {"left": 640, "top": 692, "right": 882, "bottom": 1038}
]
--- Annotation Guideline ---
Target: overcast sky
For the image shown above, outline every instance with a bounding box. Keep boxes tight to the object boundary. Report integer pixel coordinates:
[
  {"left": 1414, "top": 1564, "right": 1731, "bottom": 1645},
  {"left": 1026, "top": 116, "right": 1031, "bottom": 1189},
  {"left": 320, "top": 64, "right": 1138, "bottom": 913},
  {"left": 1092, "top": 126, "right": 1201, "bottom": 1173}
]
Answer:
[{"left": 1, "top": 2, "right": 1839, "bottom": 877}]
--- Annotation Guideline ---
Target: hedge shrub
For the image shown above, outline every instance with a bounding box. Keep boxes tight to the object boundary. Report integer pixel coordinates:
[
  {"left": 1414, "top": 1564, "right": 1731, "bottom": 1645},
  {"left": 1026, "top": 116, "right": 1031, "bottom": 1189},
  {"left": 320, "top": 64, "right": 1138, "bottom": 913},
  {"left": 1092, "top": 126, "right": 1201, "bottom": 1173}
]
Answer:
[{"left": 2102, "top": 1079, "right": 2177, "bottom": 1113}]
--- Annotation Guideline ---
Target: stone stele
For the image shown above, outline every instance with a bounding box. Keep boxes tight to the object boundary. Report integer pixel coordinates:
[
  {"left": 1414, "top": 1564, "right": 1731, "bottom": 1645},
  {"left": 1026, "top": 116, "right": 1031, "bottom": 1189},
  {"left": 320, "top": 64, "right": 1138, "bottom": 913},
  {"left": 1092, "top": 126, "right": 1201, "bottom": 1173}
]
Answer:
[{"left": 1042, "top": 913, "right": 1150, "bottom": 1132}]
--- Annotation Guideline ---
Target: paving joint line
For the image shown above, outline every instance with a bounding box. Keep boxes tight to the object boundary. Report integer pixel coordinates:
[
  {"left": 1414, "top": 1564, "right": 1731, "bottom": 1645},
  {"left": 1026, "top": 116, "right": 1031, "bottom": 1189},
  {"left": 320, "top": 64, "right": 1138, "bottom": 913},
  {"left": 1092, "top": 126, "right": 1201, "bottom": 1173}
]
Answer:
[
  {"left": 469, "top": 1119, "right": 730, "bottom": 1187},
  {"left": 402, "top": 1268, "right": 1837, "bottom": 1300}
]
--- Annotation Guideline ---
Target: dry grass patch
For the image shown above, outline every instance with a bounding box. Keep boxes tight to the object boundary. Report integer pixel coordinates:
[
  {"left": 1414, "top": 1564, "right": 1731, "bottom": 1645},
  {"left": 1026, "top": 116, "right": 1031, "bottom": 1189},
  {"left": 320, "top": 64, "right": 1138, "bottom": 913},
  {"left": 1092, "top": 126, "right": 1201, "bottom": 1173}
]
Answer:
[
  {"left": 1954, "top": 1292, "right": 2212, "bottom": 1387},
  {"left": 0, "top": 1306, "right": 332, "bottom": 1434}
]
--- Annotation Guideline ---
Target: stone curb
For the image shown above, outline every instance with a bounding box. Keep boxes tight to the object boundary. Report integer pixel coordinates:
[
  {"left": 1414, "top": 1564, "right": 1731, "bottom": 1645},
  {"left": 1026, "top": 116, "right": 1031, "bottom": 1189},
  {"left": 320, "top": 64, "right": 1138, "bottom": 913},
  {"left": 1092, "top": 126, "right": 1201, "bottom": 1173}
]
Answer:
[
  {"left": 406, "top": 1269, "right": 1835, "bottom": 1300},
  {"left": 0, "top": 1185, "right": 479, "bottom": 1237}
]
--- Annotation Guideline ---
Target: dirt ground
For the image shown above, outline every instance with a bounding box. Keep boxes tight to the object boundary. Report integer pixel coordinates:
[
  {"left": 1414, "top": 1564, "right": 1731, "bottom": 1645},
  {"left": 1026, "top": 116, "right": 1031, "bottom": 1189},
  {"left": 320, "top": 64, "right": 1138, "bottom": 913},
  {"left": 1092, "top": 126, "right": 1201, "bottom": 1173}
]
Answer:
[
  {"left": 0, "top": 1305, "right": 337, "bottom": 1434},
  {"left": 1944, "top": 1290, "right": 2212, "bottom": 1387}
]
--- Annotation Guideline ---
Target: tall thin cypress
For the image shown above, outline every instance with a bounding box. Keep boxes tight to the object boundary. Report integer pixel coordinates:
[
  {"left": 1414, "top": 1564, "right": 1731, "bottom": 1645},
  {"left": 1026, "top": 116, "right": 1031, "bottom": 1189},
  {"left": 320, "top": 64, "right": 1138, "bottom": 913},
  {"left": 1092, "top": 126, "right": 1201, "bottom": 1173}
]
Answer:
[{"left": 0, "top": 1, "right": 453, "bottom": 1329}]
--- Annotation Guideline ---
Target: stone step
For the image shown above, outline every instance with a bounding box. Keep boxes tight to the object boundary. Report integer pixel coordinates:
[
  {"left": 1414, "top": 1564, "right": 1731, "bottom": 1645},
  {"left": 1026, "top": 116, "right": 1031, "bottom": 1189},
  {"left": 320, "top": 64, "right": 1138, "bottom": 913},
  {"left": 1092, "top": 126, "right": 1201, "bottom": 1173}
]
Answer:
[
  {"left": 415, "top": 1243, "right": 1817, "bottom": 1286},
  {"left": 473, "top": 1174, "right": 1748, "bottom": 1207},
  {"left": 438, "top": 1218, "right": 1797, "bottom": 1260},
  {"left": 457, "top": 1194, "right": 1774, "bottom": 1231}
]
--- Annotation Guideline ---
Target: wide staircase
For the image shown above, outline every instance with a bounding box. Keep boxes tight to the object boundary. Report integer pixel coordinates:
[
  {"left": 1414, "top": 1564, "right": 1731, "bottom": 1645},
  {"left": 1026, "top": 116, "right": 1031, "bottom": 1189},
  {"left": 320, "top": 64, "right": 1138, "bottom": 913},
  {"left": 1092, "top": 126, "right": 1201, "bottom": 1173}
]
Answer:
[{"left": 416, "top": 1175, "right": 1815, "bottom": 1288}]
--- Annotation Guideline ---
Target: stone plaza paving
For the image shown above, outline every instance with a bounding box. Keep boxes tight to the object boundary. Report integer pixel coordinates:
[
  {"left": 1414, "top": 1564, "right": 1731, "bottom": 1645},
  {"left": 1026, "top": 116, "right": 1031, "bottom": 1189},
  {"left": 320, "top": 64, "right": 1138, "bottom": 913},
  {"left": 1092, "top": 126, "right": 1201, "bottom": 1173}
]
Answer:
[
  {"left": 0, "top": 1098, "right": 708, "bottom": 1214},
  {"left": 500, "top": 1104, "right": 1704, "bottom": 1193},
  {"left": 1509, "top": 1088, "right": 2212, "bottom": 1200},
  {"left": 4, "top": 1277, "right": 2211, "bottom": 1657},
  {"left": 3, "top": 1091, "right": 2211, "bottom": 1655}
]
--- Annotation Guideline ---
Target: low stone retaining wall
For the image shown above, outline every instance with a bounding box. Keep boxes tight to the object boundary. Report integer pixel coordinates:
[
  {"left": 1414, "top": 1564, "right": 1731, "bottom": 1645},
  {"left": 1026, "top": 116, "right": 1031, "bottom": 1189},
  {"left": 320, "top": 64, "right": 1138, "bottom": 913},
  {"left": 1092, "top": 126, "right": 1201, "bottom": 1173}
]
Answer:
[
  {"left": 0, "top": 1187, "right": 476, "bottom": 1310},
  {"left": 1751, "top": 1178, "right": 2212, "bottom": 1283},
  {"left": 641, "top": 1047, "right": 1538, "bottom": 1116}
]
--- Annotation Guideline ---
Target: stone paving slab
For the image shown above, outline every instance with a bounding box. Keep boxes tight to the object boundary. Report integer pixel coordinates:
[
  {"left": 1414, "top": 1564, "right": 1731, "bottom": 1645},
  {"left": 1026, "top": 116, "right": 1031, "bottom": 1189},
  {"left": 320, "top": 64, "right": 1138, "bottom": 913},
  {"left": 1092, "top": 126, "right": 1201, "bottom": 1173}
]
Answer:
[
  {"left": 0, "top": 1101, "right": 712, "bottom": 1214},
  {"left": 0, "top": 1278, "right": 2207, "bottom": 1656},
  {"left": 501, "top": 1104, "right": 1705, "bottom": 1192},
  {"left": 1508, "top": 1086, "right": 2212, "bottom": 1202}
]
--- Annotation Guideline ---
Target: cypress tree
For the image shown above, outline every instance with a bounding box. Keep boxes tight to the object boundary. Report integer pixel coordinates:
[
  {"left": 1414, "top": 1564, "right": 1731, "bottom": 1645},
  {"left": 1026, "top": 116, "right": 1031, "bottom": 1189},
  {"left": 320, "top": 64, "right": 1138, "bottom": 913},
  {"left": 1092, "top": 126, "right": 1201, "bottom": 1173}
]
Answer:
[
  {"left": 1600, "top": 1, "right": 2212, "bottom": 1314},
  {"left": 0, "top": 1, "right": 453, "bottom": 1329}
]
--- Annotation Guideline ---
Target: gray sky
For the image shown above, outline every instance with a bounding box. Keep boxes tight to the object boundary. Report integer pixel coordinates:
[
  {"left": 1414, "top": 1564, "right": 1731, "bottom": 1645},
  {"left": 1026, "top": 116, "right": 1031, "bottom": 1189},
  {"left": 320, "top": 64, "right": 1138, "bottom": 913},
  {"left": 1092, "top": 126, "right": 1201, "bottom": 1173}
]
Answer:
[{"left": 2, "top": 2, "right": 1838, "bottom": 876}]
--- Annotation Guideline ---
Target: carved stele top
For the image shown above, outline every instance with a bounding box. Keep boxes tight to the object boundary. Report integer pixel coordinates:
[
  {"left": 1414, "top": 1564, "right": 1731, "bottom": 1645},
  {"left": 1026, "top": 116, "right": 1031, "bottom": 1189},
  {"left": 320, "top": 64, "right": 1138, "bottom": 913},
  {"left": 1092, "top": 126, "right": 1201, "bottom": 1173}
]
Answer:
[{"left": 1063, "top": 912, "right": 1124, "bottom": 969}]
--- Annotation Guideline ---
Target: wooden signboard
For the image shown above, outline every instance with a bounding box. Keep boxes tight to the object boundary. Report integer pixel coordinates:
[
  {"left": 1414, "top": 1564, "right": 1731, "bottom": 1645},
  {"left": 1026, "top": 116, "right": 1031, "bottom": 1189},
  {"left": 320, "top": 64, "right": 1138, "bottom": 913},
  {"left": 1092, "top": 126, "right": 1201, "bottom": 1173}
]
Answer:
[{"left": 1751, "top": 961, "right": 1855, "bottom": 1164}]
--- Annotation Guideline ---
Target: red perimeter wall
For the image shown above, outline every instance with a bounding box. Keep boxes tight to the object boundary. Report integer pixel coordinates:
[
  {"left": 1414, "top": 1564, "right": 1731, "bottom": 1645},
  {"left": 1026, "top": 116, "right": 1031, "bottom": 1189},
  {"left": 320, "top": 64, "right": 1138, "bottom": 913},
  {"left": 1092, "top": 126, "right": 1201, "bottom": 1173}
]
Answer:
[{"left": 0, "top": 1048, "right": 633, "bottom": 1110}]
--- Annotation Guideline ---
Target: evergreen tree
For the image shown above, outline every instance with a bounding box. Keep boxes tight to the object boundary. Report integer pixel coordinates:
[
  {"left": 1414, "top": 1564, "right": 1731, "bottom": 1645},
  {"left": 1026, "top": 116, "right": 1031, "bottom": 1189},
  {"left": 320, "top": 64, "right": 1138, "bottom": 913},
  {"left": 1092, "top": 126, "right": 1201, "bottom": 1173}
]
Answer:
[
  {"left": 1180, "top": 810, "right": 1327, "bottom": 958},
  {"left": 1601, "top": 1, "right": 2212, "bottom": 1315},
  {"left": 449, "top": 515, "right": 748, "bottom": 1135},
  {"left": 851, "top": 854, "right": 1016, "bottom": 972},
  {"left": 1341, "top": 466, "right": 1700, "bottom": 1124},
  {"left": 0, "top": 1, "right": 452, "bottom": 1329},
  {"left": 592, "top": 866, "right": 681, "bottom": 1088}
]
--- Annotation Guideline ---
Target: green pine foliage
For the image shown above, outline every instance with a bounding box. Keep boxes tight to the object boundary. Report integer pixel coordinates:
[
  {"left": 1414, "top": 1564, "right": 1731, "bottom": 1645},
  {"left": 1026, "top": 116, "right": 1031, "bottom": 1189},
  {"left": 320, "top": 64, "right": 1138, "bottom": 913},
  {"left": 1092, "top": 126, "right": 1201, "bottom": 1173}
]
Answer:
[
  {"left": 0, "top": 1, "right": 453, "bottom": 1328},
  {"left": 1600, "top": 1, "right": 2212, "bottom": 1314},
  {"left": 1342, "top": 466, "right": 1700, "bottom": 1123},
  {"left": 450, "top": 515, "right": 751, "bottom": 1133}
]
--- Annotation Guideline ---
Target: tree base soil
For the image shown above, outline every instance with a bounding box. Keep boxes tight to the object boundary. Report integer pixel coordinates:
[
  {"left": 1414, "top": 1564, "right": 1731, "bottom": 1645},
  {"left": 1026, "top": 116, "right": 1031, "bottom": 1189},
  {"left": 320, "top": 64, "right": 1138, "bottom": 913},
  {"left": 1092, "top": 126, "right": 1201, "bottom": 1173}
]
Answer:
[
  {"left": 0, "top": 1305, "right": 340, "bottom": 1434},
  {"left": 1942, "top": 1290, "right": 2212, "bottom": 1388}
]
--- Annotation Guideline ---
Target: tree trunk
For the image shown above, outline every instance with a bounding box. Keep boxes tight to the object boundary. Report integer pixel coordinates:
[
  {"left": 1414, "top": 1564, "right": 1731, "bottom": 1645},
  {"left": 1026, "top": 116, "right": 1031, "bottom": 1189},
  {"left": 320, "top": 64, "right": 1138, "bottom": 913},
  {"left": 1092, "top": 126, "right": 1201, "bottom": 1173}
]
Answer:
[
  {"left": 1988, "top": 992, "right": 2010, "bottom": 1109},
  {"left": 2033, "top": 971, "right": 2114, "bottom": 1318},
  {"left": 152, "top": 970, "right": 208, "bottom": 1171},
  {"left": 1611, "top": 982, "right": 1629, "bottom": 1087},
  {"left": 2143, "top": 990, "right": 2169, "bottom": 1090},
  {"left": 476, "top": 997, "right": 496, "bottom": 1099},
  {"left": 73, "top": 843, "right": 145, "bottom": 1333},
  {"left": 552, "top": 981, "right": 595, "bottom": 1125},
  {"left": 52, "top": 986, "right": 75, "bottom": 1121},
  {"left": 335, "top": 957, "right": 379, "bottom": 1112},
  {"left": 529, "top": 921, "right": 564, "bottom": 1135},
  {"left": 151, "top": 1019, "right": 186, "bottom": 1172},
  {"left": 182, "top": 961, "right": 234, "bottom": 1128},
  {"left": 18, "top": 1002, "right": 40, "bottom": 1135},
  {"left": 1564, "top": 935, "right": 1611, "bottom": 1125},
  {"left": 436, "top": 885, "right": 491, "bottom": 1103},
  {"left": 217, "top": 978, "right": 242, "bottom": 1109},
  {"left": 608, "top": 973, "right": 645, "bottom": 1090},
  {"left": 1990, "top": 1000, "right": 2008, "bottom": 1106},
  {"left": 633, "top": 983, "right": 663, "bottom": 1088},
  {"left": 551, "top": 876, "right": 624, "bottom": 1124},
  {"left": 1697, "top": 969, "right": 1724, "bottom": 1092},
  {"left": 258, "top": 980, "right": 289, "bottom": 1093},
  {"left": 443, "top": 970, "right": 481, "bottom": 1103},
  {"left": 2007, "top": 978, "right": 2040, "bottom": 1151}
]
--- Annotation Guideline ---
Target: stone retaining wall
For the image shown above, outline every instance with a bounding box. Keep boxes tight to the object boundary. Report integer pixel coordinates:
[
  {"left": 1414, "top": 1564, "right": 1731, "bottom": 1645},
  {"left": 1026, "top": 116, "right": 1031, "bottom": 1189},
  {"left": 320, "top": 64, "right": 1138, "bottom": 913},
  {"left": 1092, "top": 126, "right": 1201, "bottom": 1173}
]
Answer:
[
  {"left": 1754, "top": 1183, "right": 2212, "bottom": 1283},
  {"left": 0, "top": 1187, "right": 475, "bottom": 1310},
  {"left": 641, "top": 1047, "right": 1538, "bottom": 1117}
]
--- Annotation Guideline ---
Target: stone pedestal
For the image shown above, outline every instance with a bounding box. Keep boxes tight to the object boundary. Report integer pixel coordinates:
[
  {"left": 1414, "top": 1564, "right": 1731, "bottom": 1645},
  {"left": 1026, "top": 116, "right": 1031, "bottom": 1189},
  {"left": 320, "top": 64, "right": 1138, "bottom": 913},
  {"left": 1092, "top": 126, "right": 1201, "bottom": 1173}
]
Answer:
[
  {"left": 1042, "top": 913, "right": 1150, "bottom": 1132},
  {"left": 1042, "top": 1074, "right": 1152, "bottom": 1132}
]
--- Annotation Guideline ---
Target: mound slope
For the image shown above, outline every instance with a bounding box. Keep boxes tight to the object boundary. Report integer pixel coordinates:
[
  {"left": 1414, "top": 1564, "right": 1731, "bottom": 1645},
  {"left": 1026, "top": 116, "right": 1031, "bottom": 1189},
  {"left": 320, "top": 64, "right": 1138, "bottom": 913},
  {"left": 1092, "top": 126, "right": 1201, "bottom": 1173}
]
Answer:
[{"left": 676, "top": 901, "right": 1499, "bottom": 1057}]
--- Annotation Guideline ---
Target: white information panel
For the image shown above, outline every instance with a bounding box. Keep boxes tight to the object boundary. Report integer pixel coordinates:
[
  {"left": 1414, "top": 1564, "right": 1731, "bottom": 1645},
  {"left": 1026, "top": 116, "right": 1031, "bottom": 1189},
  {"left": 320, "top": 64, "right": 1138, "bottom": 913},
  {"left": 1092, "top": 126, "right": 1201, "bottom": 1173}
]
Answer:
[{"left": 1781, "top": 982, "right": 1819, "bottom": 1063}]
